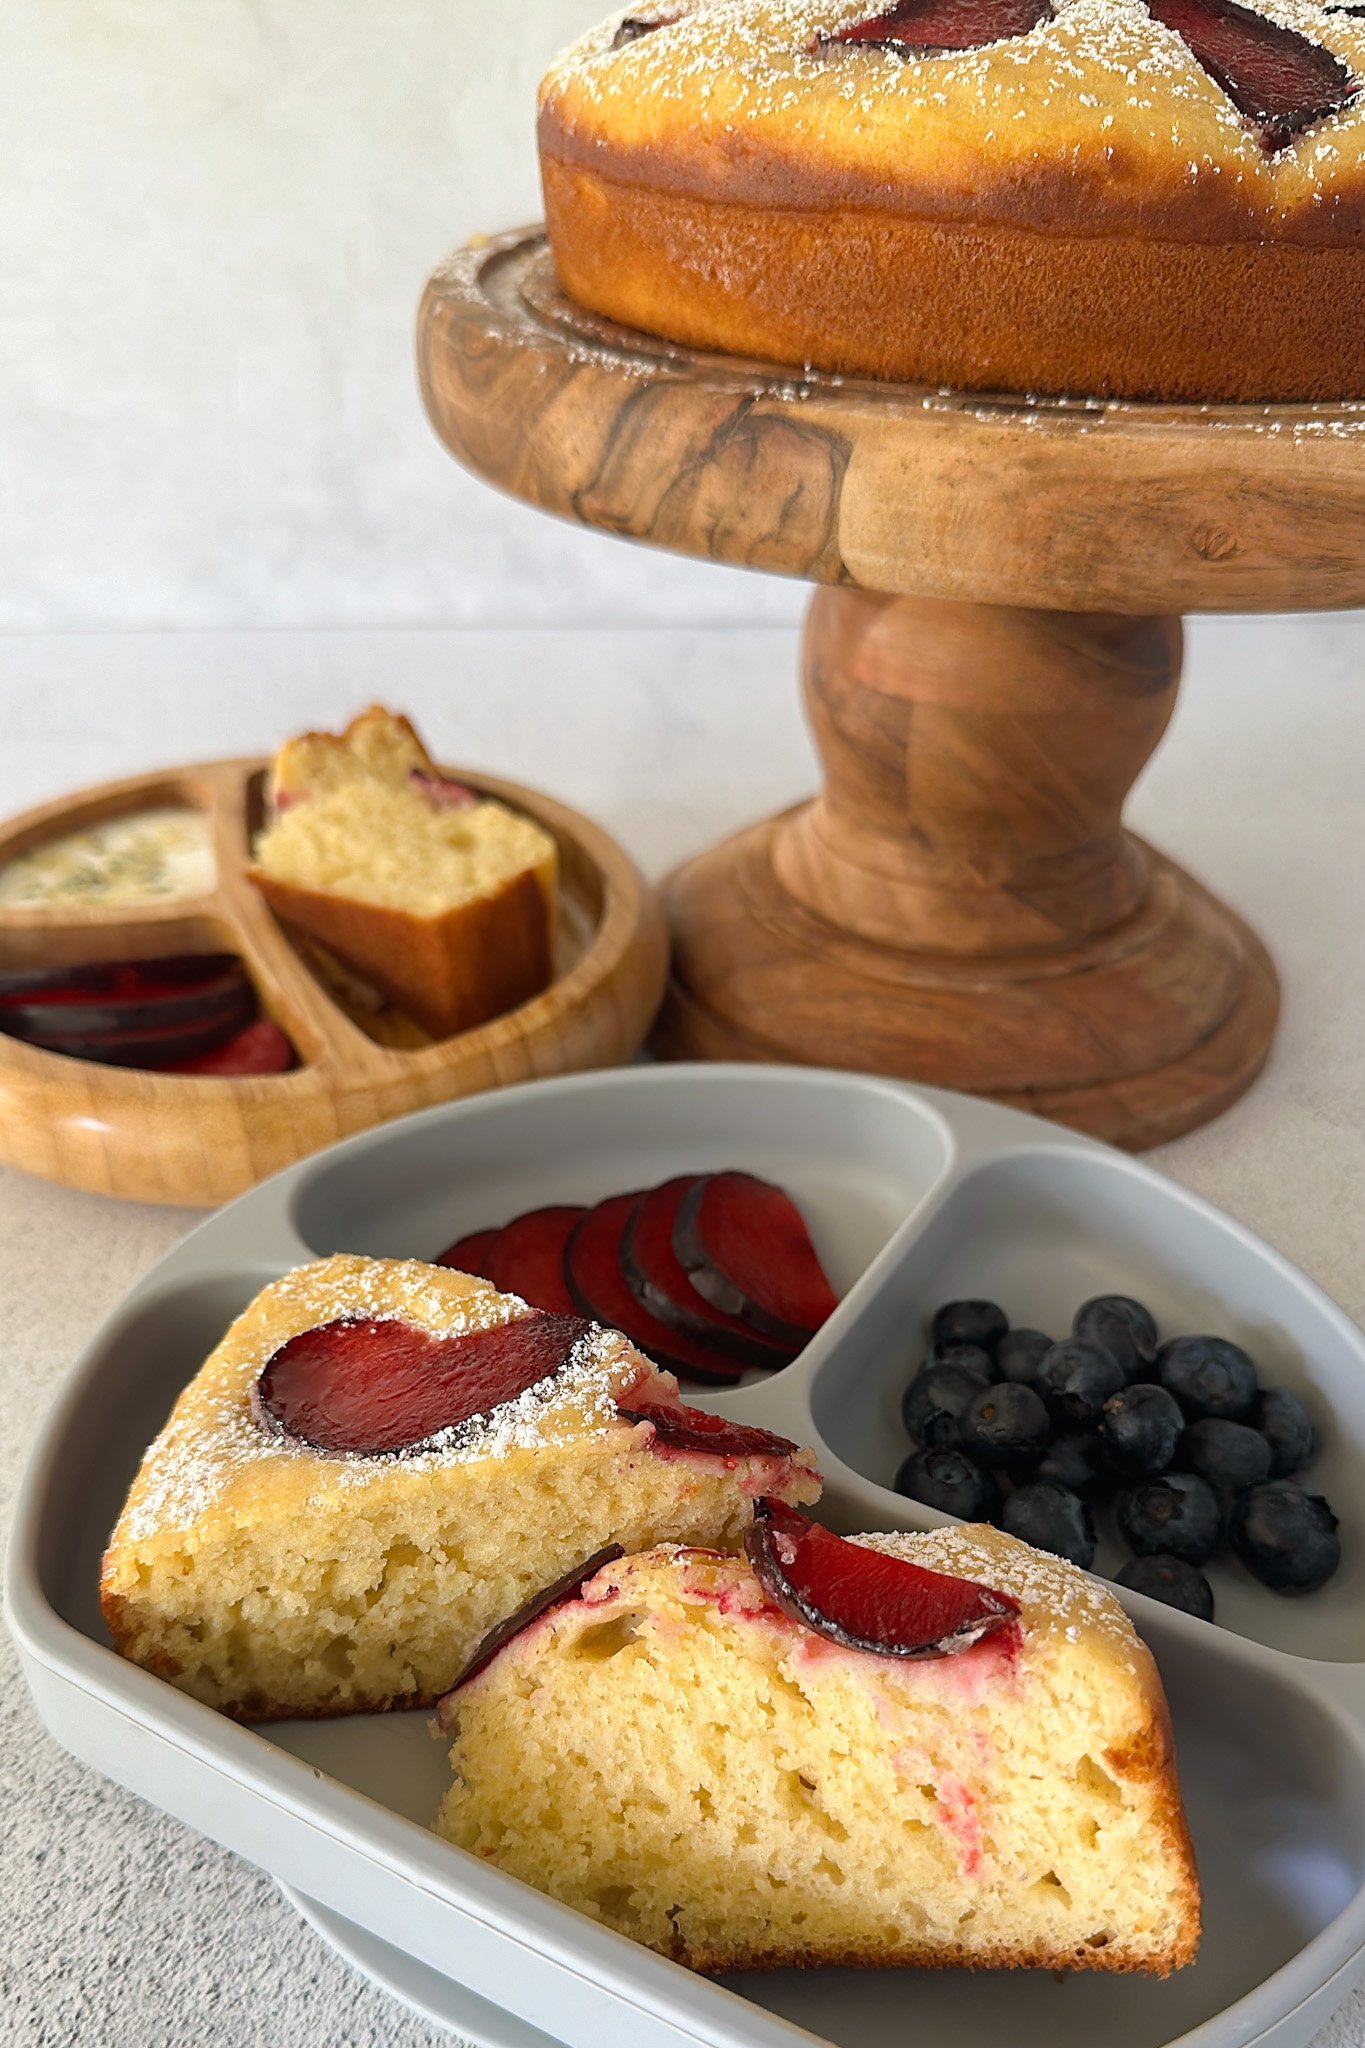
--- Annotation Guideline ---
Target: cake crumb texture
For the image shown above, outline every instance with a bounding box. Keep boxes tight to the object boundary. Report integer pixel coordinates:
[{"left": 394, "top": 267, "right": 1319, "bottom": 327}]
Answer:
[
  {"left": 99, "top": 1255, "right": 819, "bottom": 1720},
  {"left": 437, "top": 1526, "right": 1199, "bottom": 1973},
  {"left": 250, "top": 705, "right": 558, "bottom": 1037}
]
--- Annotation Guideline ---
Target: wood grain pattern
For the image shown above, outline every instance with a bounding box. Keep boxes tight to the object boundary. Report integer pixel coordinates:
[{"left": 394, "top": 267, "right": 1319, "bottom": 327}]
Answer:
[
  {"left": 0, "top": 760, "right": 667, "bottom": 1206},
  {"left": 653, "top": 592, "right": 1278, "bottom": 1147},
  {"left": 416, "top": 228, "right": 1310, "bottom": 1147},
  {"left": 419, "top": 231, "right": 1365, "bottom": 615}
]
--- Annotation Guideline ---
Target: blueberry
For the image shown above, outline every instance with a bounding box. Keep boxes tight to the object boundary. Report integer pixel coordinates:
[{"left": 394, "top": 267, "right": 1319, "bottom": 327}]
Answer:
[
  {"left": 1118, "top": 1473, "right": 1223, "bottom": 1564},
  {"left": 911, "top": 1341, "right": 997, "bottom": 1386},
  {"left": 930, "top": 1300, "right": 1009, "bottom": 1355},
  {"left": 997, "top": 1482, "right": 1096, "bottom": 1570},
  {"left": 1033, "top": 1431, "right": 1113, "bottom": 1504},
  {"left": 960, "top": 1383, "right": 1050, "bottom": 1473},
  {"left": 1101, "top": 1383, "right": 1183, "bottom": 1479},
  {"left": 1231, "top": 1482, "right": 1341, "bottom": 1592},
  {"left": 1157, "top": 1335, "right": 1258, "bottom": 1421},
  {"left": 1074, "top": 1295, "right": 1158, "bottom": 1382},
  {"left": 1115, "top": 1554, "right": 1215, "bottom": 1622},
  {"left": 1035, "top": 1340, "right": 1125, "bottom": 1429},
  {"left": 894, "top": 1447, "right": 1000, "bottom": 1521},
  {"left": 1179, "top": 1418, "right": 1273, "bottom": 1494},
  {"left": 996, "top": 1328, "right": 1053, "bottom": 1384},
  {"left": 1254, "top": 1387, "right": 1316, "bottom": 1478},
  {"left": 902, "top": 1360, "right": 993, "bottom": 1448}
]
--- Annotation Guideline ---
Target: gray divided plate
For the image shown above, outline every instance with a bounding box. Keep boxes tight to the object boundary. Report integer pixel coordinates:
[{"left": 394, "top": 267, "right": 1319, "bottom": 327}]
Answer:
[{"left": 9, "top": 1063, "right": 1365, "bottom": 2048}]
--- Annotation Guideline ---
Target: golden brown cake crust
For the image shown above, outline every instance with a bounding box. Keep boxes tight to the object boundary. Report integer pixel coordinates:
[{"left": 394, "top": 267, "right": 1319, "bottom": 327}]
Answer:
[
  {"left": 250, "top": 862, "right": 553, "bottom": 1041},
  {"left": 538, "top": 0, "right": 1365, "bottom": 399}
]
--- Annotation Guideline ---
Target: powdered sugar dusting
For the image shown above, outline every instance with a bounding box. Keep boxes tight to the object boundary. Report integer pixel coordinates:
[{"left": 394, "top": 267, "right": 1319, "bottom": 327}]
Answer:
[
  {"left": 856, "top": 1525, "right": 1143, "bottom": 1668},
  {"left": 544, "top": 0, "right": 1365, "bottom": 213},
  {"left": 118, "top": 1256, "right": 646, "bottom": 1545}
]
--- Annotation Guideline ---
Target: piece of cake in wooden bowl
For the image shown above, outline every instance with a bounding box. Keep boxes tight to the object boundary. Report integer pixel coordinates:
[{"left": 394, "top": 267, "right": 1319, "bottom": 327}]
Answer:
[
  {"left": 249, "top": 705, "right": 558, "bottom": 1038},
  {"left": 435, "top": 1508, "right": 1200, "bottom": 1974},
  {"left": 99, "top": 1254, "right": 820, "bottom": 1721}
]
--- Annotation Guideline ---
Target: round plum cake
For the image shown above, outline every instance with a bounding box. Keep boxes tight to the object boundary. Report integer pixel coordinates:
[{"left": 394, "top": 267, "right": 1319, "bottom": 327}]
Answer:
[{"left": 537, "top": 0, "right": 1365, "bottom": 400}]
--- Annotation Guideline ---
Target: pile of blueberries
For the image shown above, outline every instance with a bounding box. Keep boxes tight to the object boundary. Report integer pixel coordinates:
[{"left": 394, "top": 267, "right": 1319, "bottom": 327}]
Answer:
[{"left": 895, "top": 1295, "right": 1339, "bottom": 1619}]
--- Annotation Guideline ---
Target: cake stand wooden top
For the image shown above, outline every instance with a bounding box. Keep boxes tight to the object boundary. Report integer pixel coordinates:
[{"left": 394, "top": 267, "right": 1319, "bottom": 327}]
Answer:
[{"left": 419, "top": 227, "right": 1365, "bottom": 615}]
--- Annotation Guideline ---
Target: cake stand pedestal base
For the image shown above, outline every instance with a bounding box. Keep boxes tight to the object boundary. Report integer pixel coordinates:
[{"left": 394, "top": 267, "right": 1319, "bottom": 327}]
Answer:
[
  {"left": 412, "top": 228, "right": 1353, "bottom": 1152},
  {"left": 651, "top": 589, "right": 1278, "bottom": 1150}
]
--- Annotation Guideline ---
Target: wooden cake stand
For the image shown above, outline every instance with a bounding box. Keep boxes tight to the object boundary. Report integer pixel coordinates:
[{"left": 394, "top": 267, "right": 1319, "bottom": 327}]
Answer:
[{"left": 418, "top": 227, "right": 1365, "bottom": 1150}]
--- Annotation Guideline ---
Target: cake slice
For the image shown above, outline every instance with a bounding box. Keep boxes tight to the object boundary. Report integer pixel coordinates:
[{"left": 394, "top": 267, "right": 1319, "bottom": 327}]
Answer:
[
  {"left": 435, "top": 1515, "right": 1200, "bottom": 1974},
  {"left": 100, "top": 1255, "right": 820, "bottom": 1721},
  {"left": 249, "top": 705, "right": 557, "bottom": 1038}
]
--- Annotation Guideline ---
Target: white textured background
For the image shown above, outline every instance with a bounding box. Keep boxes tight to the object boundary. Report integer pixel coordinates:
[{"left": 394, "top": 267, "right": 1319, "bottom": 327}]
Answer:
[{"left": 0, "top": 0, "right": 802, "bottom": 634}]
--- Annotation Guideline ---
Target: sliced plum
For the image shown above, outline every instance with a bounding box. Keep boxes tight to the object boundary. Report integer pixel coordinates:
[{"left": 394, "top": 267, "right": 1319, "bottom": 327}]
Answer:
[
  {"left": 1, "top": 961, "right": 254, "bottom": 1053},
  {"left": 167, "top": 1019, "right": 296, "bottom": 1075},
  {"left": 745, "top": 1498, "right": 1019, "bottom": 1659},
  {"left": 435, "top": 1228, "right": 501, "bottom": 1276},
  {"left": 674, "top": 1172, "right": 838, "bottom": 1350},
  {"left": 252, "top": 1308, "right": 593, "bottom": 1456},
  {"left": 617, "top": 1398, "right": 799, "bottom": 1462},
  {"left": 0, "top": 953, "right": 248, "bottom": 1024},
  {"left": 565, "top": 1194, "right": 746, "bottom": 1385},
  {"left": 443, "top": 1543, "right": 625, "bottom": 1699},
  {"left": 484, "top": 1205, "right": 586, "bottom": 1315},
  {"left": 19, "top": 1006, "right": 256, "bottom": 1070},
  {"left": 622, "top": 1177, "right": 795, "bottom": 1370},
  {"left": 1145, "top": 0, "right": 1357, "bottom": 152},
  {"left": 818, "top": 0, "right": 1052, "bottom": 54}
]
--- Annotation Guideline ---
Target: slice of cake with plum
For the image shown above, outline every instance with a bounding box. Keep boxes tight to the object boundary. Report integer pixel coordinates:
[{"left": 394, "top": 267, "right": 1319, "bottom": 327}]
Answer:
[
  {"left": 435, "top": 1509, "right": 1201, "bottom": 1975},
  {"left": 100, "top": 1253, "right": 819, "bottom": 1721}
]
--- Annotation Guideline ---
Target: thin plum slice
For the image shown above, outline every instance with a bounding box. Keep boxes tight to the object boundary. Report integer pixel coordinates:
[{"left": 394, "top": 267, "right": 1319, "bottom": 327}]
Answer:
[
  {"left": 1146, "top": 0, "right": 1357, "bottom": 150},
  {"left": 674, "top": 1172, "right": 838, "bottom": 1349},
  {"left": 617, "top": 1398, "right": 799, "bottom": 1462},
  {"left": 22, "top": 1006, "right": 255, "bottom": 1069},
  {"left": 253, "top": 1308, "right": 593, "bottom": 1456},
  {"left": 435, "top": 1228, "right": 501, "bottom": 1276},
  {"left": 622, "top": 1177, "right": 795, "bottom": 1369},
  {"left": 484, "top": 1206, "right": 586, "bottom": 1315},
  {"left": 565, "top": 1194, "right": 746, "bottom": 1385},
  {"left": 166, "top": 1020, "right": 296, "bottom": 1075},
  {"left": 745, "top": 1499, "right": 1019, "bottom": 1658},
  {"left": 819, "top": 0, "right": 1052, "bottom": 53},
  {"left": 0, "top": 954, "right": 252, "bottom": 1038},
  {"left": 442, "top": 1544, "right": 626, "bottom": 1699}
]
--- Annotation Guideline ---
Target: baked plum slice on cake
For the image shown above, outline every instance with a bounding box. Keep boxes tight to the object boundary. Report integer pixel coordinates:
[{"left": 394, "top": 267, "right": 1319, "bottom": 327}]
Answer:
[
  {"left": 745, "top": 1496, "right": 1019, "bottom": 1655},
  {"left": 100, "top": 1254, "right": 819, "bottom": 1721},
  {"left": 435, "top": 1522, "right": 1200, "bottom": 1974},
  {"left": 819, "top": 0, "right": 1053, "bottom": 53}
]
